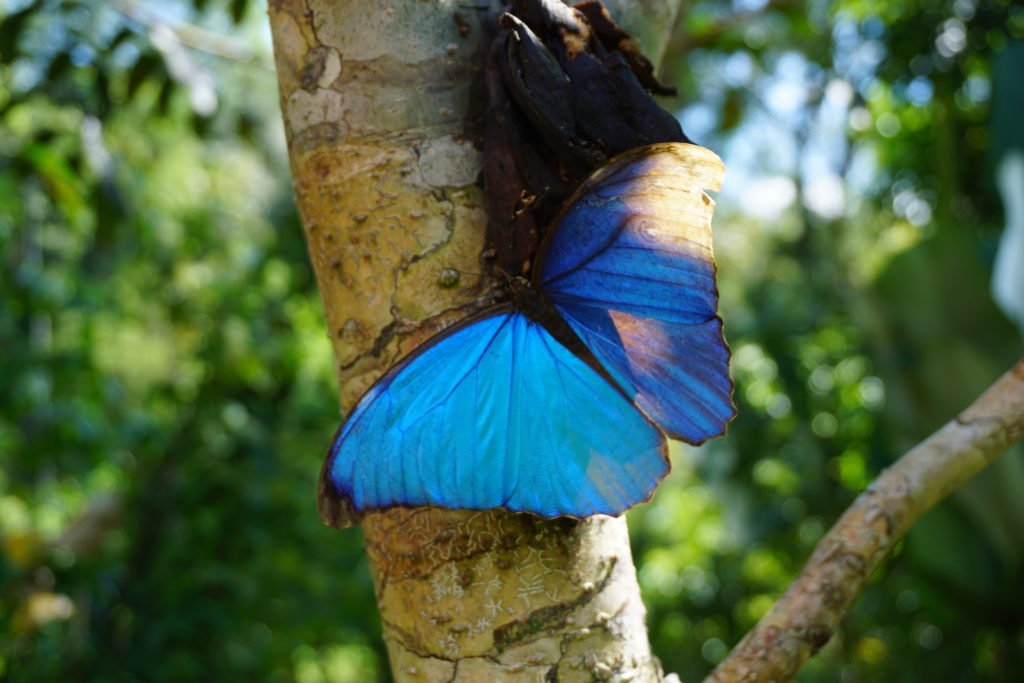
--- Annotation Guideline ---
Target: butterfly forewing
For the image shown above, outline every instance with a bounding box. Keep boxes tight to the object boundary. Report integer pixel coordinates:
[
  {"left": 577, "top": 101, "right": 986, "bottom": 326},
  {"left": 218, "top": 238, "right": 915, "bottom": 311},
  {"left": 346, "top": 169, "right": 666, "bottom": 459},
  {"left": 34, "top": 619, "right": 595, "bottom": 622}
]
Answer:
[{"left": 538, "top": 142, "right": 736, "bottom": 444}]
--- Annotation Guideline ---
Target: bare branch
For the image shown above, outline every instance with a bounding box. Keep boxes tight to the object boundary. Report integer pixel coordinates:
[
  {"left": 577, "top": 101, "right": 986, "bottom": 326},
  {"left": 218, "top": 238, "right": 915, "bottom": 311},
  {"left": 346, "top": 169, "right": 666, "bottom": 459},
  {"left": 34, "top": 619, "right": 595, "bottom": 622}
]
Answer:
[
  {"left": 116, "top": 0, "right": 265, "bottom": 64},
  {"left": 53, "top": 494, "right": 122, "bottom": 559},
  {"left": 706, "top": 358, "right": 1024, "bottom": 683}
]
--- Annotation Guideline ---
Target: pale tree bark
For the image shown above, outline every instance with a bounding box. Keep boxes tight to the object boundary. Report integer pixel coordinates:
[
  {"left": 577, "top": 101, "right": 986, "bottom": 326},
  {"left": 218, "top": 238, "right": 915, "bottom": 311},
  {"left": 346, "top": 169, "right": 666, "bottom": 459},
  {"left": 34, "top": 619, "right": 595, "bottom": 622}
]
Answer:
[{"left": 268, "top": 1, "right": 683, "bottom": 681}]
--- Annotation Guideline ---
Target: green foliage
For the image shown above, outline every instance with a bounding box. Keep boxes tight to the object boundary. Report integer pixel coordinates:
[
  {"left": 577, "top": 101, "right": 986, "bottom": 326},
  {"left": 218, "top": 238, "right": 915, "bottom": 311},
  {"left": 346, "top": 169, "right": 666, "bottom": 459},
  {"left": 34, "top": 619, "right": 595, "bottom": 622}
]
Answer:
[
  {"left": 1, "top": 1, "right": 380, "bottom": 681},
  {"left": 637, "top": 1, "right": 1024, "bottom": 681},
  {"left": 1, "top": 1, "right": 1022, "bottom": 682}
]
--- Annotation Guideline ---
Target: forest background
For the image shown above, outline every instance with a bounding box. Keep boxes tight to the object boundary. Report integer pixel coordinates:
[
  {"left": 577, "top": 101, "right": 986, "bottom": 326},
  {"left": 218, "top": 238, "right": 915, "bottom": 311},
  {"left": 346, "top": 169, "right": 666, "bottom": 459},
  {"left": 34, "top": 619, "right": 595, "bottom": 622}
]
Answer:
[{"left": 2, "top": 0, "right": 1023, "bottom": 681}]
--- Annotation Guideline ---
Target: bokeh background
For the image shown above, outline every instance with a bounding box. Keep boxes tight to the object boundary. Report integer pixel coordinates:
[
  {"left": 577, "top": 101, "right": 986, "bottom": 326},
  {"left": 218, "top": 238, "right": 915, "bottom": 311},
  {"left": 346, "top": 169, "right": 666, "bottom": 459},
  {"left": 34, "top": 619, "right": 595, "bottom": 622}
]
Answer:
[{"left": 2, "top": 0, "right": 1023, "bottom": 681}]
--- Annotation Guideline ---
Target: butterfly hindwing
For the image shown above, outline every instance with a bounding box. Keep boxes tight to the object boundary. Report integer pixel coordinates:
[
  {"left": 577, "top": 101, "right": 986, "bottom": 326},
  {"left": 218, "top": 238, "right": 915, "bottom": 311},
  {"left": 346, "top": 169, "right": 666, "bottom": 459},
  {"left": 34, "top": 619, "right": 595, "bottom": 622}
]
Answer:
[
  {"left": 321, "top": 311, "right": 668, "bottom": 522},
  {"left": 539, "top": 142, "right": 736, "bottom": 444}
]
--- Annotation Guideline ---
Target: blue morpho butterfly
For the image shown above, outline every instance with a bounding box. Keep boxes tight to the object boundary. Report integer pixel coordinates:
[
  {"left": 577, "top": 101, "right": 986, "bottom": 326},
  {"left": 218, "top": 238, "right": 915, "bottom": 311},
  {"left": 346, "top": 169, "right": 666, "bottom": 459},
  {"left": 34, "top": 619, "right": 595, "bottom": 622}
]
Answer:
[{"left": 320, "top": 142, "right": 735, "bottom": 524}]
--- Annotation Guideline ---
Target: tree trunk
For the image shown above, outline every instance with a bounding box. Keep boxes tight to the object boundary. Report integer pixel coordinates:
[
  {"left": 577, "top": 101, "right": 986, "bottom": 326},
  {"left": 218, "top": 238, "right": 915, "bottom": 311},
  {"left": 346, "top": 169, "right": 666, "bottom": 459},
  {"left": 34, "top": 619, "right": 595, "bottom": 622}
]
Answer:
[{"left": 268, "top": 1, "right": 681, "bottom": 680}]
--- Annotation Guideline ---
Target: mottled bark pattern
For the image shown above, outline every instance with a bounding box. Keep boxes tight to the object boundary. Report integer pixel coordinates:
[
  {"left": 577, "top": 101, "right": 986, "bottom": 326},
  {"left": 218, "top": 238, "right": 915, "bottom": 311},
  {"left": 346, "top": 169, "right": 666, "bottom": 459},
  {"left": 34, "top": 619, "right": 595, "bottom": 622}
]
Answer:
[
  {"left": 268, "top": 1, "right": 682, "bottom": 681},
  {"left": 368, "top": 510, "right": 662, "bottom": 681},
  {"left": 270, "top": 0, "right": 492, "bottom": 404}
]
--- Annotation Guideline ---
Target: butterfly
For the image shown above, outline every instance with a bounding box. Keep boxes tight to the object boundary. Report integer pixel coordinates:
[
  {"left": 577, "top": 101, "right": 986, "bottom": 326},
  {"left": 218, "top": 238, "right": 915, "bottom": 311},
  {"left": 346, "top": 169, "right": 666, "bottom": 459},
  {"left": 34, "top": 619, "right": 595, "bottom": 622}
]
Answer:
[{"left": 319, "top": 142, "right": 735, "bottom": 526}]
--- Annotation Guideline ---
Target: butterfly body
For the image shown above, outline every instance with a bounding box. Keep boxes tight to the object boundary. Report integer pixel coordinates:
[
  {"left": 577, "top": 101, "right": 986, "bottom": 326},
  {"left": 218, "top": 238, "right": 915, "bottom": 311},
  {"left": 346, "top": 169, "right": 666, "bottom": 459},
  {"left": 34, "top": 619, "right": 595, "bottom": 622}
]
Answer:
[
  {"left": 502, "top": 276, "right": 598, "bottom": 368},
  {"left": 320, "top": 143, "right": 734, "bottom": 527}
]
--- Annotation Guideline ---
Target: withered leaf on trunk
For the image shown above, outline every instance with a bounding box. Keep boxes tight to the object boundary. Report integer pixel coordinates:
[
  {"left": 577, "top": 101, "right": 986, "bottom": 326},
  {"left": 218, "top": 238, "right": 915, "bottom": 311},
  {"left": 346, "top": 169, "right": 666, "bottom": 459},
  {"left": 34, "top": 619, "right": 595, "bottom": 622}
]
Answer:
[{"left": 484, "top": 0, "right": 692, "bottom": 278}]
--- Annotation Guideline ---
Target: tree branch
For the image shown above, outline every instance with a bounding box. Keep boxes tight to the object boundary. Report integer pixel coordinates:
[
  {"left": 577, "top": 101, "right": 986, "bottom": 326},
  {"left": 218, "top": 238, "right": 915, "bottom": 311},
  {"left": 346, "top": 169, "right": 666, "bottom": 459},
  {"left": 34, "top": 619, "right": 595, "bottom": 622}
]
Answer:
[
  {"left": 706, "top": 358, "right": 1024, "bottom": 683},
  {"left": 116, "top": 0, "right": 262, "bottom": 63}
]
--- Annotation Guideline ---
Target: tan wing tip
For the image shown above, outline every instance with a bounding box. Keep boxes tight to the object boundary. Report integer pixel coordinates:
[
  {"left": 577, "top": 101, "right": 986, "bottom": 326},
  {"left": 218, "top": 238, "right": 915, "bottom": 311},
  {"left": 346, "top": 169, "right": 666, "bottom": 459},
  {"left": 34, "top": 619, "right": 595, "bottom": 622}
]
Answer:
[{"left": 661, "top": 142, "right": 725, "bottom": 192}]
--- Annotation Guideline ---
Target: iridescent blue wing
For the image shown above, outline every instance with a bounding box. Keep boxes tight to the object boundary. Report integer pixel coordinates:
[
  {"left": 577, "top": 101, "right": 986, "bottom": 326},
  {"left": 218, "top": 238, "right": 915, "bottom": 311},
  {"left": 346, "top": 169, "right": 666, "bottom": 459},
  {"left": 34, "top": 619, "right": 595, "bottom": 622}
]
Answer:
[
  {"left": 538, "top": 142, "right": 736, "bottom": 444},
  {"left": 320, "top": 311, "right": 667, "bottom": 525}
]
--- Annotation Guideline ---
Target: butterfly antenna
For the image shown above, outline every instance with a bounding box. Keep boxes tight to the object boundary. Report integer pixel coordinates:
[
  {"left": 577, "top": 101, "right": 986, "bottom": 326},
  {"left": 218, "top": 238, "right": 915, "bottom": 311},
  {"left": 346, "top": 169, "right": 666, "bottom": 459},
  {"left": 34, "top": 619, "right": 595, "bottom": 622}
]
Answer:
[{"left": 441, "top": 266, "right": 489, "bottom": 279}]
